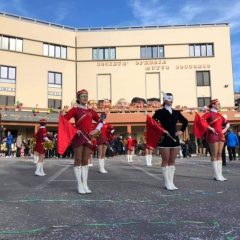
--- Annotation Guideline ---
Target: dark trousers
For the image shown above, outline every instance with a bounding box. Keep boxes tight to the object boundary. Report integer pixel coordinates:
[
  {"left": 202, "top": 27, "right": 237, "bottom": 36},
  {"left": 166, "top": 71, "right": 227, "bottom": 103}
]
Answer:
[
  {"left": 7, "top": 144, "right": 12, "bottom": 156},
  {"left": 222, "top": 144, "right": 226, "bottom": 165},
  {"left": 16, "top": 147, "right": 21, "bottom": 157},
  {"left": 227, "top": 147, "right": 236, "bottom": 161}
]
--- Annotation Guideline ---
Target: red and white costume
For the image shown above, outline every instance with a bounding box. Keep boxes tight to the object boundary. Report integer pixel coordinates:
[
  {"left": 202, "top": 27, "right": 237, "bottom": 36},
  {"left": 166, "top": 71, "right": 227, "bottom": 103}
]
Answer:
[
  {"left": 64, "top": 105, "right": 101, "bottom": 149},
  {"left": 126, "top": 137, "right": 137, "bottom": 163},
  {"left": 34, "top": 119, "right": 49, "bottom": 177},
  {"left": 33, "top": 126, "right": 47, "bottom": 154},
  {"left": 97, "top": 122, "right": 114, "bottom": 145},
  {"left": 202, "top": 110, "right": 228, "bottom": 143},
  {"left": 126, "top": 137, "right": 135, "bottom": 151},
  {"left": 194, "top": 103, "right": 229, "bottom": 182},
  {"left": 62, "top": 89, "right": 101, "bottom": 195}
]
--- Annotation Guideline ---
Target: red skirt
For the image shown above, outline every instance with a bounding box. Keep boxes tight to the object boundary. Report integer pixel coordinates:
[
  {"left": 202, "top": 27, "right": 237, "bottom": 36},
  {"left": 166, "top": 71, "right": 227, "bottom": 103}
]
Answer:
[
  {"left": 145, "top": 144, "right": 155, "bottom": 151},
  {"left": 34, "top": 142, "right": 45, "bottom": 154},
  {"left": 206, "top": 132, "right": 225, "bottom": 144},
  {"left": 96, "top": 135, "right": 108, "bottom": 145},
  {"left": 72, "top": 135, "right": 95, "bottom": 151},
  {"left": 127, "top": 146, "right": 134, "bottom": 151}
]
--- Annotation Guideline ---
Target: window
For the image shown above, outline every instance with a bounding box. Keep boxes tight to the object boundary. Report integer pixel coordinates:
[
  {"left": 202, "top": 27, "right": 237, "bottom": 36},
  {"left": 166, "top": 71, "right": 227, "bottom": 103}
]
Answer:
[
  {"left": 0, "top": 95, "right": 15, "bottom": 106},
  {"left": 195, "top": 45, "right": 201, "bottom": 56},
  {"left": 0, "top": 35, "right": 23, "bottom": 52},
  {"left": 152, "top": 46, "right": 158, "bottom": 58},
  {"left": 189, "top": 45, "right": 194, "bottom": 56},
  {"left": 2, "top": 37, "right": 9, "bottom": 50},
  {"left": 92, "top": 47, "right": 116, "bottom": 60},
  {"left": 48, "top": 99, "right": 62, "bottom": 109},
  {"left": 43, "top": 44, "right": 48, "bottom": 55},
  {"left": 43, "top": 43, "right": 67, "bottom": 59},
  {"left": 140, "top": 45, "right": 164, "bottom": 59},
  {"left": 140, "top": 47, "right": 146, "bottom": 58},
  {"left": 104, "top": 48, "right": 109, "bottom": 60},
  {"left": 196, "top": 71, "right": 210, "bottom": 86},
  {"left": 198, "top": 97, "right": 211, "bottom": 108},
  {"left": 201, "top": 45, "right": 206, "bottom": 56},
  {"left": 0, "top": 66, "right": 16, "bottom": 83},
  {"left": 9, "top": 38, "right": 16, "bottom": 51},
  {"left": 189, "top": 43, "right": 214, "bottom": 57},
  {"left": 61, "top": 46, "right": 67, "bottom": 59},
  {"left": 207, "top": 44, "right": 213, "bottom": 56},
  {"left": 55, "top": 46, "right": 61, "bottom": 58},
  {"left": 16, "top": 39, "right": 23, "bottom": 52},
  {"left": 110, "top": 48, "right": 115, "bottom": 59},
  {"left": 8, "top": 67, "right": 16, "bottom": 79},
  {"left": 48, "top": 72, "right": 62, "bottom": 88},
  {"left": 49, "top": 45, "right": 55, "bottom": 57}
]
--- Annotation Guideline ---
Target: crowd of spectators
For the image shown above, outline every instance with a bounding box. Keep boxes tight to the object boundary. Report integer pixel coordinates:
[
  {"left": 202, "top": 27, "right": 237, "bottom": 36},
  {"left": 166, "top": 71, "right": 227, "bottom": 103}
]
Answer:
[{"left": 87, "top": 97, "right": 162, "bottom": 111}]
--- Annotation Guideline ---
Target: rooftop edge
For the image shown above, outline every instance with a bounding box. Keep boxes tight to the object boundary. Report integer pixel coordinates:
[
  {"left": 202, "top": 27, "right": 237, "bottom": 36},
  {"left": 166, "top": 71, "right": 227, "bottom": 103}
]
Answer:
[{"left": 0, "top": 11, "right": 229, "bottom": 32}]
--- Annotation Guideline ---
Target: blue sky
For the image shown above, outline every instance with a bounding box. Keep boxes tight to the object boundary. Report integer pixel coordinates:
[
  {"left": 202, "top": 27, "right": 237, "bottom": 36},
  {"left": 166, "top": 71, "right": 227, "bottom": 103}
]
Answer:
[{"left": 0, "top": 0, "right": 239, "bottom": 91}]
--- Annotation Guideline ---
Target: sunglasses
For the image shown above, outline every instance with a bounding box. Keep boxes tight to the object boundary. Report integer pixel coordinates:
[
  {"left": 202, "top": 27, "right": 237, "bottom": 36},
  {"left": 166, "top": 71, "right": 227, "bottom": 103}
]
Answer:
[{"left": 79, "top": 94, "right": 88, "bottom": 98}]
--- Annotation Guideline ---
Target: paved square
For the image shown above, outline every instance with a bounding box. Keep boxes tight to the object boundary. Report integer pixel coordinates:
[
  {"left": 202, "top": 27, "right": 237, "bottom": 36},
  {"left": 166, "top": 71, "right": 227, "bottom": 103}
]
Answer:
[{"left": 0, "top": 156, "right": 239, "bottom": 240}]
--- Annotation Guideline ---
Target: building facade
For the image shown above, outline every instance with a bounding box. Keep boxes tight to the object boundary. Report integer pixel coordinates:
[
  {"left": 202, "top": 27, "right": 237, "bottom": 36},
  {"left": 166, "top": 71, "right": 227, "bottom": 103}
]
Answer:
[
  {"left": 0, "top": 12, "right": 234, "bottom": 109},
  {"left": 0, "top": 12, "right": 237, "bottom": 142}
]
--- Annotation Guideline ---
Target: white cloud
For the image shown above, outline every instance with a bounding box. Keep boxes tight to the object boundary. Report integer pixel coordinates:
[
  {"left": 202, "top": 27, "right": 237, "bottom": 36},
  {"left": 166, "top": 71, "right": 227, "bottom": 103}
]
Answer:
[
  {"left": 129, "top": 0, "right": 240, "bottom": 89},
  {"left": 52, "top": 1, "right": 72, "bottom": 23},
  {"left": 0, "top": 0, "right": 30, "bottom": 16},
  {"left": 232, "top": 44, "right": 240, "bottom": 59},
  {"left": 12, "top": 0, "right": 28, "bottom": 15},
  {"left": 128, "top": 0, "right": 240, "bottom": 30}
]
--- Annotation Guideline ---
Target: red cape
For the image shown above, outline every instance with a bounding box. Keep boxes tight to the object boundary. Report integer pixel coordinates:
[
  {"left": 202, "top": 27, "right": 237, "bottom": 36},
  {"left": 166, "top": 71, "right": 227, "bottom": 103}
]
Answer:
[
  {"left": 57, "top": 114, "right": 78, "bottom": 155},
  {"left": 146, "top": 115, "right": 165, "bottom": 149},
  {"left": 193, "top": 113, "right": 209, "bottom": 139}
]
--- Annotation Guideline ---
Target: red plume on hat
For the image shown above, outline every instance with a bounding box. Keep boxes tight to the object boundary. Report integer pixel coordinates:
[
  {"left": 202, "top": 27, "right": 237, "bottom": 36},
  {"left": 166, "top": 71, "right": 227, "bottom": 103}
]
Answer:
[
  {"left": 39, "top": 119, "right": 47, "bottom": 123},
  {"left": 77, "top": 89, "right": 88, "bottom": 97}
]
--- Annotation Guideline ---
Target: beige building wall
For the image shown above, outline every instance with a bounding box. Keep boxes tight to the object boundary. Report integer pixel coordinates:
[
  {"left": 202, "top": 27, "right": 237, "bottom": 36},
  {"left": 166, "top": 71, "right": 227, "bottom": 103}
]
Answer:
[
  {"left": 0, "top": 14, "right": 76, "bottom": 108},
  {"left": 76, "top": 26, "right": 234, "bottom": 107},
  {"left": 0, "top": 13, "right": 234, "bottom": 109}
]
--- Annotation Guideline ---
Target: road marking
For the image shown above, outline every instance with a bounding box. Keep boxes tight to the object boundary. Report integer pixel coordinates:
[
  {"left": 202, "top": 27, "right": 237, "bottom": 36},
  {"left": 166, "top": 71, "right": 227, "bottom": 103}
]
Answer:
[
  {"left": 52, "top": 179, "right": 151, "bottom": 182},
  {"left": 132, "top": 165, "right": 163, "bottom": 181},
  {"left": 35, "top": 165, "right": 70, "bottom": 190}
]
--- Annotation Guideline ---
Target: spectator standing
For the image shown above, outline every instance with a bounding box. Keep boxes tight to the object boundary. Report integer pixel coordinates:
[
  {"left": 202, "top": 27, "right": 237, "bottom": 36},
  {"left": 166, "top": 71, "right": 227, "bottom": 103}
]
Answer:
[
  {"left": 238, "top": 132, "right": 240, "bottom": 160},
  {"left": 6, "top": 131, "right": 14, "bottom": 157},
  {"left": 0, "top": 125, "right": 5, "bottom": 141},
  {"left": 226, "top": 129, "right": 239, "bottom": 161},
  {"left": 16, "top": 132, "right": 23, "bottom": 157}
]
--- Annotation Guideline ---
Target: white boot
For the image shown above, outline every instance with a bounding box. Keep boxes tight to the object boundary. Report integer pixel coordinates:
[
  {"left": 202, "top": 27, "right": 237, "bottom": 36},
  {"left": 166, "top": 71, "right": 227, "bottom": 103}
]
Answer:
[
  {"left": 81, "top": 165, "right": 92, "bottom": 194},
  {"left": 35, "top": 163, "right": 44, "bottom": 176},
  {"left": 148, "top": 155, "right": 152, "bottom": 166},
  {"left": 129, "top": 155, "right": 133, "bottom": 163},
  {"left": 168, "top": 165, "right": 178, "bottom": 190},
  {"left": 33, "top": 155, "right": 38, "bottom": 164},
  {"left": 99, "top": 159, "right": 107, "bottom": 173},
  {"left": 40, "top": 163, "right": 46, "bottom": 176},
  {"left": 145, "top": 155, "right": 149, "bottom": 166},
  {"left": 212, "top": 161, "right": 224, "bottom": 181},
  {"left": 101, "top": 159, "right": 108, "bottom": 173},
  {"left": 127, "top": 155, "right": 130, "bottom": 163},
  {"left": 162, "top": 167, "right": 173, "bottom": 190},
  {"left": 217, "top": 161, "right": 227, "bottom": 181},
  {"left": 98, "top": 159, "right": 102, "bottom": 172},
  {"left": 73, "top": 167, "right": 86, "bottom": 194}
]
